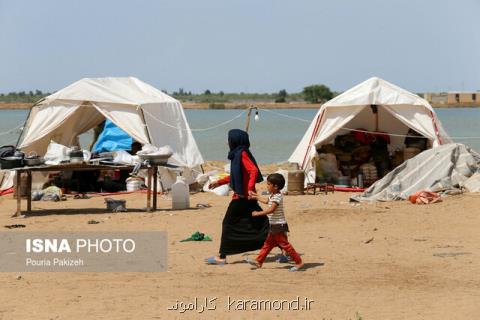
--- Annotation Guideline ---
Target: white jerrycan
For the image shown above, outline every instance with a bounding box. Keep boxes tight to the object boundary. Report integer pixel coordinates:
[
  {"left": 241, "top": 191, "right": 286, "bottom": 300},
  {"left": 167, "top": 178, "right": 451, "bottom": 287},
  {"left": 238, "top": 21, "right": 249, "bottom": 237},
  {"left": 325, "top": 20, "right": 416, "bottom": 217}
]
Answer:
[{"left": 172, "top": 175, "right": 190, "bottom": 210}]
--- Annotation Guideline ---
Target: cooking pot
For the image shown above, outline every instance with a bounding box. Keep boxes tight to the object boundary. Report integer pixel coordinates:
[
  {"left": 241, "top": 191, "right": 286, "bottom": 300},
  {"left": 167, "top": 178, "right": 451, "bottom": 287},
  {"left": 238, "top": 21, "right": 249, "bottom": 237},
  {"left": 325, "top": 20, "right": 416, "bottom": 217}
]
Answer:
[
  {"left": 0, "top": 156, "right": 24, "bottom": 169},
  {"left": 69, "top": 147, "right": 84, "bottom": 164},
  {"left": 24, "top": 152, "right": 44, "bottom": 166},
  {"left": 24, "top": 157, "right": 44, "bottom": 166},
  {"left": 14, "top": 151, "right": 25, "bottom": 158}
]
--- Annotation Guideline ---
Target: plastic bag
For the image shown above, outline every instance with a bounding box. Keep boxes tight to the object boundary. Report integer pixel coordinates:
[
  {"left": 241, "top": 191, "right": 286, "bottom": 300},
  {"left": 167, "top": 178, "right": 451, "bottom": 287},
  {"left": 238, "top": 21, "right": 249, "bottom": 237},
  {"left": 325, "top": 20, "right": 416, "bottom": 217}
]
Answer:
[
  {"left": 44, "top": 141, "right": 71, "bottom": 165},
  {"left": 202, "top": 175, "right": 230, "bottom": 196},
  {"left": 137, "top": 144, "right": 173, "bottom": 156},
  {"left": 113, "top": 150, "right": 135, "bottom": 164},
  {"left": 317, "top": 153, "right": 341, "bottom": 180}
]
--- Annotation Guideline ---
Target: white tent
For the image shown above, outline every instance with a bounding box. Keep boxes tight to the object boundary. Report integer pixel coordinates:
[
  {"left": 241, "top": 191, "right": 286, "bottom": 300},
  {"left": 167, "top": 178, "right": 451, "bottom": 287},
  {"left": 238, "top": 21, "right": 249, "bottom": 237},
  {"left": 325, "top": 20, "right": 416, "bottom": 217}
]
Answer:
[
  {"left": 289, "top": 77, "right": 451, "bottom": 182},
  {"left": 18, "top": 77, "right": 203, "bottom": 168}
]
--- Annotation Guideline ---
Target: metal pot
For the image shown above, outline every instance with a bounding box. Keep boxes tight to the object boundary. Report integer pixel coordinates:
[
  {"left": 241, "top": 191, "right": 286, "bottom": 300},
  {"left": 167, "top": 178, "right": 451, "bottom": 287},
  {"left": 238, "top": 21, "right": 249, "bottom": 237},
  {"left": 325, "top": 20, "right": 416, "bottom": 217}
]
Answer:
[
  {"left": 69, "top": 148, "right": 84, "bottom": 164},
  {"left": 138, "top": 153, "right": 172, "bottom": 165},
  {"left": 24, "top": 152, "right": 44, "bottom": 166},
  {"left": 0, "top": 156, "right": 24, "bottom": 169},
  {"left": 24, "top": 157, "right": 44, "bottom": 166}
]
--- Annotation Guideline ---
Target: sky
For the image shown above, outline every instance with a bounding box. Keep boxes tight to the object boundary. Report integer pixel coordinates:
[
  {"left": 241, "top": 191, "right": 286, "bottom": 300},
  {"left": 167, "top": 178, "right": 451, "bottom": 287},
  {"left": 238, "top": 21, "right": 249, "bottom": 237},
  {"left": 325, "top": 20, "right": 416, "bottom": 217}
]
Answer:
[{"left": 0, "top": 0, "right": 479, "bottom": 94}]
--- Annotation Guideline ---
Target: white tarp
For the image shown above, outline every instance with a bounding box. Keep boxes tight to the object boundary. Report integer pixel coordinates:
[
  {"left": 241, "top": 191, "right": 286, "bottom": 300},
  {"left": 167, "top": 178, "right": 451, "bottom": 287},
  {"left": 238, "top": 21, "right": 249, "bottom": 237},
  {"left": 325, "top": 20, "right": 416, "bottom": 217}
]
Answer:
[
  {"left": 464, "top": 172, "right": 480, "bottom": 192},
  {"left": 352, "top": 143, "right": 480, "bottom": 201},
  {"left": 289, "top": 77, "right": 451, "bottom": 182},
  {"left": 18, "top": 77, "right": 204, "bottom": 168}
]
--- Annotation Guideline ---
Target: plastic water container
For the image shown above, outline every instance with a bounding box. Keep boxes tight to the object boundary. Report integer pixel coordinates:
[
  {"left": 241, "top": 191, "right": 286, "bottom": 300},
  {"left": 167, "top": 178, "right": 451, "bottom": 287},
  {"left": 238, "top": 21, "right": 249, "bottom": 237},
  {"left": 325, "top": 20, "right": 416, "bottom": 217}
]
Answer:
[
  {"left": 172, "top": 176, "right": 190, "bottom": 210},
  {"left": 126, "top": 177, "right": 143, "bottom": 192}
]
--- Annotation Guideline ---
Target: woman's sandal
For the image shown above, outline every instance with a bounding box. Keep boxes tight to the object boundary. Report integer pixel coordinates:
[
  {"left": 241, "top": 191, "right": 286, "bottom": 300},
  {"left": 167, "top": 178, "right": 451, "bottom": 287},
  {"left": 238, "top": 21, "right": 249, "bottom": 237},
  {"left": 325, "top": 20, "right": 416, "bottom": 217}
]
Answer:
[{"left": 205, "top": 256, "right": 226, "bottom": 265}]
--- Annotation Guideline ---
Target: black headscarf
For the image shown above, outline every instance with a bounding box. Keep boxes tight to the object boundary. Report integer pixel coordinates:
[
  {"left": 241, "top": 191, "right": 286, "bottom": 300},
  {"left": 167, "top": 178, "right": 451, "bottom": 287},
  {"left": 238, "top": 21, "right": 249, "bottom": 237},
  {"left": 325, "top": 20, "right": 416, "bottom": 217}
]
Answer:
[{"left": 227, "top": 129, "right": 263, "bottom": 196}]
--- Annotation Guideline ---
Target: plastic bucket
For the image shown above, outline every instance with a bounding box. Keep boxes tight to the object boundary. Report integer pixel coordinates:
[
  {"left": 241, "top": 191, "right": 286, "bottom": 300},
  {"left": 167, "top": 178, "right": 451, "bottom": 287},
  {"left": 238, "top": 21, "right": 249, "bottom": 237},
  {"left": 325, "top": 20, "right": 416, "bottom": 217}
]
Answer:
[{"left": 126, "top": 178, "right": 143, "bottom": 192}]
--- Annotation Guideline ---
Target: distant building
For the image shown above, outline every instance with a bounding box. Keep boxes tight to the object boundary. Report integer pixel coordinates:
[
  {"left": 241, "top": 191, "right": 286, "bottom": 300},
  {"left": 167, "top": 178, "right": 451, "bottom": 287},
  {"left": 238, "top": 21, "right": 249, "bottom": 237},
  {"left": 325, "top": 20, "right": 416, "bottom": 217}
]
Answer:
[
  {"left": 447, "top": 92, "right": 478, "bottom": 104},
  {"left": 424, "top": 92, "right": 448, "bottom": 105},
  {"left": 424, "top": 92, "right": 479, "bottom": 106}
]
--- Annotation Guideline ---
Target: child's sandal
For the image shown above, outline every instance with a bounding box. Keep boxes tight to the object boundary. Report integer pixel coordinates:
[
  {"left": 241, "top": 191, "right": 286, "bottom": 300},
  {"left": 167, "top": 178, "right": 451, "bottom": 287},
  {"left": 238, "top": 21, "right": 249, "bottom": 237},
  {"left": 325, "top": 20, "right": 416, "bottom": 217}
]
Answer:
[{"left": 245, "top": 258, "right": 261, "bottom": 269}]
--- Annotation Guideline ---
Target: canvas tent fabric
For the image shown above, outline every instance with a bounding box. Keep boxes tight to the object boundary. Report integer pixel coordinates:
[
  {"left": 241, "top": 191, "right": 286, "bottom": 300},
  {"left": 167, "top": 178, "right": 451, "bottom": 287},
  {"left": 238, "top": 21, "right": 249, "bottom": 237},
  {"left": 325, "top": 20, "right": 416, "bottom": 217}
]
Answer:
[
  {"left": 288, "top": 77, "right": 451, "bottom": 183},
  {"left": 92, "top": 119, "right": 133, "bottom": 153},
  {"left": 352, "top": 143, "right": 480, "bottom": 202},
  {"left": 18, "top": 77, "right": 204, "bottom": 168}
]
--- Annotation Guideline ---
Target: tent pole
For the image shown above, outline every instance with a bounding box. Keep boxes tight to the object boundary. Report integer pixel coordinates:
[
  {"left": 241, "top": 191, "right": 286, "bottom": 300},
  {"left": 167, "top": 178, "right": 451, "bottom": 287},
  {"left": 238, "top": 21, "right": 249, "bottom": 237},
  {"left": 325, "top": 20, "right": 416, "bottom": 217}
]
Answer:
[
  {"left": 15, "top": 97, "right": 45, "bottom": 149},
  {"left": 138, "top": 105, "right": 153, "bottom": 144}
]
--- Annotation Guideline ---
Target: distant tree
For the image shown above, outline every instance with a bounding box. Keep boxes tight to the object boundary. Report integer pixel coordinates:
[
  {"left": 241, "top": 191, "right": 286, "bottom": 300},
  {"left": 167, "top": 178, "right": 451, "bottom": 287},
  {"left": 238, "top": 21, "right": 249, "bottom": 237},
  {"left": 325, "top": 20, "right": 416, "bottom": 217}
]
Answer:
[
  {"left": 219, "top": 91, "right": 224, "bottom": 96},
  {"left": 302, "top": 84, "right": 333, "bottom": 103},
  {"left": 35, "top": 89, "right": 42, "bottom": 96},
  {"left": 275, "top": 89, "right": 288, "bottom": 103},
  {"left": 204, "top": 89, "right": 211, "bottom": 95},
  {"left": 178, "top": 88, "right": 185, "bottom": 95}
]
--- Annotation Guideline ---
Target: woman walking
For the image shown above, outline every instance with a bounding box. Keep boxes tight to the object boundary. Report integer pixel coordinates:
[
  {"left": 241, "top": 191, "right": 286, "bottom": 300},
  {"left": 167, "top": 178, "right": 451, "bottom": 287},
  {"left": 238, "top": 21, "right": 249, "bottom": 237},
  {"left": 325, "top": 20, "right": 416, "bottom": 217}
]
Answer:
[{"left": 205, "top": 129, "right": 269, "bottom": 265}]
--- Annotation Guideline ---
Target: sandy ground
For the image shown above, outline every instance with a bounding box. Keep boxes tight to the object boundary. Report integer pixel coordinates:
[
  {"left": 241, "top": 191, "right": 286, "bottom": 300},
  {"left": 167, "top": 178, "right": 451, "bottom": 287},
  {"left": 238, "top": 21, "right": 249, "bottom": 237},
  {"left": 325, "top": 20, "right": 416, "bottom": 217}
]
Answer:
[{"left": 1, "top": 169, "right": 480, "bottom": 319}]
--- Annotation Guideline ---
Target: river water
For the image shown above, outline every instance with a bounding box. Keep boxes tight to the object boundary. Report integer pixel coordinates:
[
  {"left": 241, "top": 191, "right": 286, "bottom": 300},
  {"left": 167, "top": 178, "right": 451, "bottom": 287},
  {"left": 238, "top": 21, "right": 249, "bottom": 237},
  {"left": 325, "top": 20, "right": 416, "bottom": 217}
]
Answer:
[{"left": 1, "top": 108, "right": 479, "bottom": 164}]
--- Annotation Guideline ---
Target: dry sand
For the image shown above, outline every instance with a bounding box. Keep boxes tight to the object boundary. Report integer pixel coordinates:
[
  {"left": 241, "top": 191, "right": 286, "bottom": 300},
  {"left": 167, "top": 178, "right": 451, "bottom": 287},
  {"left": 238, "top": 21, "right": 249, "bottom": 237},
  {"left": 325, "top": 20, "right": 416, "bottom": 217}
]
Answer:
[{"left": 0, "top": 163, "right": 480, "bottom": 319}]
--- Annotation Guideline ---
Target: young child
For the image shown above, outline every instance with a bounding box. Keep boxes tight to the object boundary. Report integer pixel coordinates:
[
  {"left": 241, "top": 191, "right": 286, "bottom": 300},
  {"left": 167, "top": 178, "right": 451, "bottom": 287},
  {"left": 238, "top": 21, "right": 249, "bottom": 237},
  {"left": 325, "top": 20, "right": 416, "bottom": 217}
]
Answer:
[{"left": 248, "top": 173, "right": 304, "bottom": 271}]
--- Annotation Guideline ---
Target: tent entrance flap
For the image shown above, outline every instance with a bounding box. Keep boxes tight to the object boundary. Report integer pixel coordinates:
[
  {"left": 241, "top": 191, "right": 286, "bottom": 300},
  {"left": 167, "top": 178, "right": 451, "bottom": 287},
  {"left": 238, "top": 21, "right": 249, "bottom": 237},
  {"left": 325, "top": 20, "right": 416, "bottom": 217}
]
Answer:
[
  {"left": 311, "top": 105, "right": 365, "bottom": 150},
  {"left": 93, "top": 102, "right": 150, "bottom": 146},
  {"left": 20, "top": 104, "right": 106, "bottom": 155},
  {"left": 334, "top": 105, "right": 413, "bottom": 150}
]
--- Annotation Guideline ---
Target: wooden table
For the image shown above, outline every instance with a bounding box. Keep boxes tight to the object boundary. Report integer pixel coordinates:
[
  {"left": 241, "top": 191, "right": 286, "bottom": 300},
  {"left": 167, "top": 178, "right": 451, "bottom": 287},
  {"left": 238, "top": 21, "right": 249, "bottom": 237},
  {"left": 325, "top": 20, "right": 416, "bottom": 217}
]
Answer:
[{"left": 12, "top": 163, "right": 176, "bottom": 217}]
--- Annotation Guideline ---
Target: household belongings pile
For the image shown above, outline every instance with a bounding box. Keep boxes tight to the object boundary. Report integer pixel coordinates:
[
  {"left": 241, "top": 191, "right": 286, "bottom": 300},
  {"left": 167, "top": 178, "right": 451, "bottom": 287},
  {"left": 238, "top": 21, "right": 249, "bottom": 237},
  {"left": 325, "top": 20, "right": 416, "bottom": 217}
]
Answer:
[
  {"left": 314, "top": 128, "right": 428, "bottom": 188},
  {"left": 288, "top": 76, "right": 451, "bottom": 187},
  {"left": 351, "top": 143, "right": 480, "bottom": 202}
]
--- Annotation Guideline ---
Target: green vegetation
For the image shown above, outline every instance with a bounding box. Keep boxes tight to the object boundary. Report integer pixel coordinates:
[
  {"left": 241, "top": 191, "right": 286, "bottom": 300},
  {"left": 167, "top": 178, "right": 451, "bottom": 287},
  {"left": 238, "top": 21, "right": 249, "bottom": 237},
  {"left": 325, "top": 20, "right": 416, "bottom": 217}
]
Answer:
[
  {"left": 302, "top": 84, "right": 334, "bottom": 103},
  {"left": 170, "top": 89, "right": 308, "bottom": 104},
  {"left": 0, "top": 90, "right": 50, "bottom": 103},
  {"left": 275, "top": 89, "right": 288, "bottom": 103},
  {"left": 0, "top": 84, "right": 338, "bottom": 104}
]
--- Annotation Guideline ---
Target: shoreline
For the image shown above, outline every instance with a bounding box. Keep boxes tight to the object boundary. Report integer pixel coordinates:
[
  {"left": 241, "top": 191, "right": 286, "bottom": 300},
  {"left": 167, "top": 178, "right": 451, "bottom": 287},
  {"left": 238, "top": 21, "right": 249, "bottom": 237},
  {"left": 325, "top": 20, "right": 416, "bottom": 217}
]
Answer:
[{"left": 0, "top": 102, "right": 479, "bottom": 110}]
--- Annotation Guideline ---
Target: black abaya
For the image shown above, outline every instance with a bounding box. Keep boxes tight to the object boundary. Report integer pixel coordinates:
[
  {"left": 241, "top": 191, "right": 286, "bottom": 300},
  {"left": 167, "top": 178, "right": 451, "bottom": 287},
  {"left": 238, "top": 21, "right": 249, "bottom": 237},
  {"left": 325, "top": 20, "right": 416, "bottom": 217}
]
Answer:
[{"left": 219, "top": 198, "right": 269, "bottom": 256}]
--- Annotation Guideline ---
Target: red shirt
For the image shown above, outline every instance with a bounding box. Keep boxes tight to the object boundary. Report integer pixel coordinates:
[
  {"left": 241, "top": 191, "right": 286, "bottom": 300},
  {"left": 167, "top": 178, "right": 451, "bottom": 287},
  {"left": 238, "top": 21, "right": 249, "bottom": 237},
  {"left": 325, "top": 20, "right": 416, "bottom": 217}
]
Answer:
[{"left": 217, "top": 150, "right": 259, "bottom": 199}]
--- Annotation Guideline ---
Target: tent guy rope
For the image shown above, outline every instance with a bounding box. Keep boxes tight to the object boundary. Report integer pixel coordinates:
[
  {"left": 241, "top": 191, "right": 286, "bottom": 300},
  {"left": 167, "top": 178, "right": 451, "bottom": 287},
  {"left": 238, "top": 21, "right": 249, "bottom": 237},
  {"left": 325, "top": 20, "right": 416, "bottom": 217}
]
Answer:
[
  {"left": 141, "top": 108, "right": 247, "bottom": 132},
  {"left": 260, "top": 108, "right": 480, "bottom": 140},
  {"left": 0, "top": 122, "right": 24, "bottom": 137}
]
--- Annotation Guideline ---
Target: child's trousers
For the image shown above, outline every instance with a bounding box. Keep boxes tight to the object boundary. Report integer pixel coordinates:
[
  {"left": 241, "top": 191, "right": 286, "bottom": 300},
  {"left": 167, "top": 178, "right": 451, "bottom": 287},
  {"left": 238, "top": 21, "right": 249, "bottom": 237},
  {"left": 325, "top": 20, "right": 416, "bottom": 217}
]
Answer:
[{"left": 256, "top": 232, "right": 302, "bottom": 265}]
